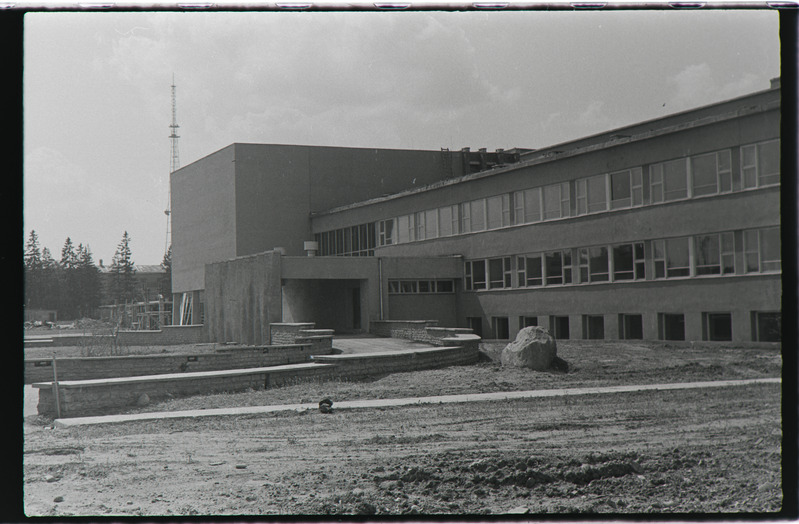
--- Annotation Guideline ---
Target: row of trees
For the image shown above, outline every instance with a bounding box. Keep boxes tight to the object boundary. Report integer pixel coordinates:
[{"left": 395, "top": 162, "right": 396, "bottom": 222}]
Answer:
[{"left": 24, "top": 230, "right": 171, "bottom": 320}]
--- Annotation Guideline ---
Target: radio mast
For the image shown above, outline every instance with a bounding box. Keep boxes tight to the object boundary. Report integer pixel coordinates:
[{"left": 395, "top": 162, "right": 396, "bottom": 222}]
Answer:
[{"left": 165, "top": 74, "right": 180, "bottom": 257}]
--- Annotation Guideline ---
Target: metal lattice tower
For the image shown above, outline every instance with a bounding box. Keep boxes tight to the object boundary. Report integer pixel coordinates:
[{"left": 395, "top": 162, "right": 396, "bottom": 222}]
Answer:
[{"left": 165, "top": 75, "right": 180, "bottom": 257}]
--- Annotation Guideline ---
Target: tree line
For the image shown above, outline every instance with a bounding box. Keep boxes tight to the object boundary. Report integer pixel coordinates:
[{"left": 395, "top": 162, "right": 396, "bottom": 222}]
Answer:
[{"left": 24, "top": 230, "right": 172, "bottom": 320}]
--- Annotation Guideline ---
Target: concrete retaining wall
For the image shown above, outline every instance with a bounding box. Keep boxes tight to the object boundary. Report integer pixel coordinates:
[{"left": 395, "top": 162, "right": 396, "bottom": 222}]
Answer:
[
  {"left": 33, "top": 337, "right": 480, "bottom": 418},
  {"left": 35, "top": 363, "right": 335, "bottom": 417},
  {"left": 370, "top": 320, "right": 475, "bottom": 346},
  {"left": 24, "top": 344, "right": 322, "bottom": 384}
]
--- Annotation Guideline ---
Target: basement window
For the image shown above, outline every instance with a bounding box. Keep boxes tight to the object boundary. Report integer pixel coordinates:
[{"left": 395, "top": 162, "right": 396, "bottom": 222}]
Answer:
[
  {"left": 658, "top": 313, "right": 685, "bottom": 341},
  {"left": 702, "top": 312, "right": 732, "bottom": 341},
  {"left": 582, "top": 315, "right": 605, "bottom": 340},
  {"left": 619, "top": 314, "right": 643, "bottom": 340}
]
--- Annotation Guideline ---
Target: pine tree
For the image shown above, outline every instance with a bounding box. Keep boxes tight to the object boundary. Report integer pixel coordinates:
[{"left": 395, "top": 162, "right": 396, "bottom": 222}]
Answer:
[
  {"left": 111, "top": 231, "right": 137, "bottom": 304},
  {"left": 24, "top": 230, "right": 43, "bottom": 308},
  {"left": 75, "top": 244, "right": 101, "bottom": 318},
  {"left": 159, "top": 245, "right": 172, "bottom": 298}
]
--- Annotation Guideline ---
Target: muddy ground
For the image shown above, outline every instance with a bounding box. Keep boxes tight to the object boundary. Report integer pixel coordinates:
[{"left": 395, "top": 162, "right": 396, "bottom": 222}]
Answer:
[{"left": 23, "top": 341, "right": 785, "bottom": 517}]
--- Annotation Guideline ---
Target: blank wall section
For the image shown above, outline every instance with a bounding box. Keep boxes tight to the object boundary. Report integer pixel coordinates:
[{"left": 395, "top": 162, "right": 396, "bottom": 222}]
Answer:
[
  {"left": 204, "top": 252, "right": 283, "bottom": 345},
  {"left": 171, "top": 146, "right": 237, "bottom": 293}
]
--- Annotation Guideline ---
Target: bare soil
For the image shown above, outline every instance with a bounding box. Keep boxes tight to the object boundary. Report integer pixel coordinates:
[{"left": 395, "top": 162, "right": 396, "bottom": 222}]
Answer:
[{"left": 23, "top": 341, "right": 784, "bottom": 517}]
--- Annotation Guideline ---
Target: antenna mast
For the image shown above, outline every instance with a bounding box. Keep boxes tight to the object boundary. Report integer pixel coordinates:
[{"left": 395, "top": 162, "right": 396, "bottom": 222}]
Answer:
[{"left": 165, "top": 74, "right": 180, "bottom": 257}]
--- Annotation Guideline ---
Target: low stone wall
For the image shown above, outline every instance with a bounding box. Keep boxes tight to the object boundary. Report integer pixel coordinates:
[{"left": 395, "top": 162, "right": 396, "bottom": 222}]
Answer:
[
  {"left": 269, "top": 323, "right": 316, "bottom": 345},
  {"left": 35, "top": 363, "right": 335, "bottom": 417},
  {"left": 369, "top": 320, "right": 476, "bottom": 346},
  {"left": 24, "top": 344, "right": 323, "bottom": 384},
  {"left": 23, "top": 325, "right": 207, "bottom": 348},
  {"left": 32, "top": 337, "right": 481, "bottom": 418}
]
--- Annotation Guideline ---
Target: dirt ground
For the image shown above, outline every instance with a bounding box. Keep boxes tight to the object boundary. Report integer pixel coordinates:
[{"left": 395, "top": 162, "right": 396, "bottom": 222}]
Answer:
[{"left": 22, "top": 341, "right": 785, "bottom": 517}]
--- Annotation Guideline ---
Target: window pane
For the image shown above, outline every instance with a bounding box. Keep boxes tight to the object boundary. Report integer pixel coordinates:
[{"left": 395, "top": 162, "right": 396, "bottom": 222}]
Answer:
[
  {"left": 425, "top": 209, "right": 438, "bottom": 239},
  {"left": 397, "top": 215, "right": 410, "bottom": 243},
  {"left": 666, "top": 237, "right": 690, "bottom": 277},
  {"left": 524, "top": 188, "right": 541, "bottom": 222},
  {"left": 691, "top": 154, "right": 718, "bottom": 197},
  {"left": 489, "top": 258, "right": 505, "bottom": 288},
  {"left": 545, "top": 252, "right": 563, "bottom": 284},
  {"left": 418, "top": 281, "right": 430, "bottom": 293},
  {"left": 473, "top": 260, "right": 486, "bottom": 289},
  {"left": 760, "top": 227, "right": 781, "bottom": 271},
  {"left": 611, "top": 171, "right": 631, "bottom": 208},
  {"left": 585, "top": 175, "right": 607, "bottom": 213},
  {"left": 436, "top": 280, "right": 453, "bottom": 293},
  {"left": 650, "top": 164, "right": 664, "bottom": 203},
  {"left": 759, "top": 141, "right": 780, "bottom": 185},
  {"left": 470, "top": 200, "right": 485, "bottom": 231},
  {"left": 613, "top": 244, "right": 634, "bottom": 280},
  {"left": 695, "top": 235, "right": 720, "bottom": 275},
  {"left": 438, "top": 207, "right": 452, "bottom": 237},
  {"left": 543, "top": 184, "right": 562, "bottom": 220},
  {"left": 589, "top": 246, "right": 609, "bottom": 282},
  {"left": 487, "top": 196, "right": 504, "bottom": 229},
  {"left": 527, "top": 255, "right": 543, "bottom": 286},
  {"left": 663, "top": 159, "right": 688, "bottom": 201}
]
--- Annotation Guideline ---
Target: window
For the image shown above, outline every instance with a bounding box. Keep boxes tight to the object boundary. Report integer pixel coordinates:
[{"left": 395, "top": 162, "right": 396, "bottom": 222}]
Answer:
[
  {"left": 576, "top": 174, "right": 607, "bottom": 215},
  {"left": 492, "top": 317, "right": 510, "bottom": 339},
  {"left": 513, "top": 187, "right": 542, "bottom": 225},
  {"left": 609, "top": 168, "right": 643, "bottom": 209},
  {"left": 459, "top": 201, "right": 471, "bottom": 233},
  {"left": 438, "top": 206, "right": 453, "bottom": 237},
  {"left": 742, "top": 140, "right": 780, "bottom": 188},
  {"left": 650, "top": 159, "right": 688, "bottom": 202},
  {"left": 467, "top": 317, "right": 483, "bottom": 338},
  {"left": 388, "top": 279, "right": 455, "bottom": 294},
  {"left": 703, "top": 312, "right": 732, "bottom": 341},
  {"left": 752, "top": 311, "right": 781, "bottom": 342},
  {"left": 488, "top": 257, "right": 512, "bottom": 289},
  {"left": 464, "top": 260, "right": 488, "bottom": 291},
  {"left": 695, "top": 233, "right": 735, "bottom": 276},
  {"left": 487, "top": 194, "right": 511, "bottom": 229},
  {"left": 579, "top": 247, "right": 608, "bottom": 283},
  {"left": 470, "top": 199, "right": 486, "bottom": 232},
  {"left": 658, "top": 313, "right": 685, "bottom": 341},
  {"left": 397, "top": 215, "right": 411, "bottom": 243},
  {"left": 543, "top": 182, "right": 570, "bottom": 220},
  {"left": 583, "top": 315, "right": 605, "bottom": 339},
  {"left": 378, "top": 219, "right": 395, "bottom": 246},
  {"left": 414, "top": 212, "right": 426, "bottom": 241},
  {"left": 653, "top": 238, "right": 690, "bottom": 278},
  {"left": 517, "top": 254, "right": 543, "bottom": 287},
  {"left": 612, "top": 243, "right": 645, "bottom": 281},
  {"left": 744, "top": 227, "right": 781, "bottom": 273},
  {"left": 424, "top": 209, "right": 438, "bottom": 239},
  {"left": 619, "top": 314, "right": 643, "bottom": 340},
  {"left": 550, "top": 316, "right": 570, "bottom": 340},
  {"left": 545, "top": 250, "right": 572, "bottom": 285},
  {"left": 691, "top": 150, "right": 732, "bottom": 197},
  {"left": 520, "top": 316, "right": 538, "bottom": 328}
]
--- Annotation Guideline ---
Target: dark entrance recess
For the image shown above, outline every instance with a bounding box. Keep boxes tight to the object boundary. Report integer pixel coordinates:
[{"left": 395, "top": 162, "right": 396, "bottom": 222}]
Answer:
[
  {"left": 467, "top": 317, "right": 483, "bottom": 338},
  {"left": 352, "top": 287, "right": 361, "bottom": 331}
]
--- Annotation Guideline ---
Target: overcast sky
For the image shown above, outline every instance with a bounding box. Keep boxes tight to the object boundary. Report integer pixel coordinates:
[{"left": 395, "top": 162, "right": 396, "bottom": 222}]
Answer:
[{"left": 23, "top": 10, "right": 780, "bottom": 265}]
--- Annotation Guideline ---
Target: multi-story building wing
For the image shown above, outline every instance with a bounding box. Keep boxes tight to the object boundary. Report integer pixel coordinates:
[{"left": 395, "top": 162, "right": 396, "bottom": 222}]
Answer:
[{"left": 171, "top": 79, "right": 782, "bottom": 344}]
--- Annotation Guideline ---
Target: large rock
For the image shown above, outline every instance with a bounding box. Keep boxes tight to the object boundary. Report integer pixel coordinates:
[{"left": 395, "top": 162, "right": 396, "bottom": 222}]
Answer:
[{"left": 500, "top": 326, "right": 557, "bottom": 371}]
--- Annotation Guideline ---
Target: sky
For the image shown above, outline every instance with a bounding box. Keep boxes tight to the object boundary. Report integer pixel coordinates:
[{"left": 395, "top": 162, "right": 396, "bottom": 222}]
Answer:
[{"left": 23, "top": 10, "right": 781, "bottom": 265}]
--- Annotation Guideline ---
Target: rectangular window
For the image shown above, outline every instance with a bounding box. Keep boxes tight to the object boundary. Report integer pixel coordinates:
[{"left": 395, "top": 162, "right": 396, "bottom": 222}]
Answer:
[
  {"left": 488, "top": 257, "right": 512, "bottom": 289},
  {"left": 436, "top": 280, "right": 454, "bottom": 293},
  {"left": 550, "top": 316, "right": 570, "bottom": 340},
  {"left": 653, "top": 240, "right": 665, "bottom": 278},
  {"left": 543, "top": 182, "right": 570, "bottom": 220},
  {"left": 610, "top": 170, "right": 632, "bottom": 209},
  {"left": 742, "top": 140, "right": 780, "bottom": 188},
  {"left": 520, "top": 316, "right": 538, "bottom": 328},
  {"left": 388, "top": 279, "right": 455, "bottom": 294},
  {"left": 414, "top": 211, "right": 426, "bottom": 241},
  {"left": 378, "top": 219, "right": 394, "bottom": 246},
  {"left": 513, "top": 187, "right": 542, "bottom": 224},
  {"left": 460, "top": 202, "right": 471, "bottom": 233},
  {"left": 612, "top": 244, "right": 635, "bottom": 281},
  {"left": 492, "top": 317, "right": 510, "bottom": 339},
  {"left": 425, "top": 209, "right": 438, "bottom": 239},
  {"left": 470, "top": 199, "right": 486, "bottom": 232},
  {"left": 544, "top": 250, "right": 572, "bottom": 285},
  {"left": 694, "top": 232, "right": 735, "bottom": 276},
  {"left": 752, "top": 311, "right": 781, "bottom": 342},
  {"left": 400, "top": 281, "right": 417, "bottom": 293},
  {"left": 589, "top": 246, "right": 609, "bottom": 282},
  {"left": 517, "top": 254, "right": 543, "bottom": 287},
  {"left": 651, "top": 159, "right": 688, "bottom": 202},
  {"left": 388, "top": 281, "right": 400, "bottom": 294},
  {"left": 665, "top": 237, "right": 690, "bottom": 277},
  {"left": 397, "top": 215, "right": 411, "bottom": 243},
  {"left": 703, "top": 312, "right": 732, "bottom": 341},
  {"left": 464, "top": 260, "right": 487, "bottom": 291},
  {"left": 467, "top": 317, "right": 483, "bottom": 338},
  {"left": 583, "top": 315, "right": 605, "bottom": 340},
  {"left": 691, "top": 150, "right": 732, "bottom": 197},
  {"left": 619, "top": 314, "right": 643, "bottom": 340},
  {"left": 587, "top": 174, "right": 607, "bottom": 213},
  {"left": 658, "top": 313, "right": 685, "bottom": 341},
  {"left": 486, "top": 194, "right": 510, "bottom": 229},
  {"left": 438, "top": 206, "right": 453, "bottom": 237},
  {"left": 744, "top": 227, "right": 781, "bottom": 273}
]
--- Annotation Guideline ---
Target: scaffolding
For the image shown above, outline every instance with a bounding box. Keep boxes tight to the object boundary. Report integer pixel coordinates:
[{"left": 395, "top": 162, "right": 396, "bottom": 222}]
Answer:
[{"left": 99, "top": 298, "right": 173, "bottom": 330}]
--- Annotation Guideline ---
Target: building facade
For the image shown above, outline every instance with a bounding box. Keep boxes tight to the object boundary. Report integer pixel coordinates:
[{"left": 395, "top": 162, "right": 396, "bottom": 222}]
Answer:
[{"left": 171, "top": 80, "right": 782, "bottom": 344}]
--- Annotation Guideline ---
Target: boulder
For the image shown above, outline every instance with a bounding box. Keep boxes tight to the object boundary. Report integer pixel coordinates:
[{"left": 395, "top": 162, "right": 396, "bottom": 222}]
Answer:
[{"left": 500, "top": 326, "right": 557, "bottom": 371}]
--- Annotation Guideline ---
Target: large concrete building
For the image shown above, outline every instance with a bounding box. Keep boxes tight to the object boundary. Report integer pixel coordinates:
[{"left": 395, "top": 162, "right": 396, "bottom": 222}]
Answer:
[{"left": 171, "top": 80, "right": 782, "bottom": 345}]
